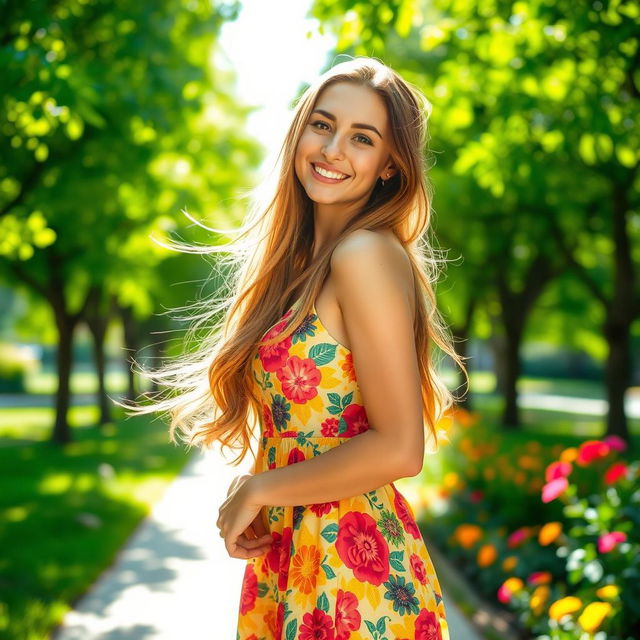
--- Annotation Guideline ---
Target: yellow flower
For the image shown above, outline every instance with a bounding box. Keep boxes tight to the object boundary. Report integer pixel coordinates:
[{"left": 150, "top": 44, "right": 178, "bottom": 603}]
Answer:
[
  {"left": 477, "top": 543, "right": 497, "bottom": 567},
  {"left": 443, "top": 472, "right": 459, "bottom": 490},
  {"left": 455, "top": 524, "right": 483, "bottom": 549},
  {"left": 504, "top": 577, "right": 524, "bottom": 592},
  {"left": 549, "top": 596, "right": 583, "bottom": 621},
  {"left": 539, "top": 522, "right": 563, "bottom": 546},
  {"left": 502, "top": 555, "right": 518, "bottom": 572},
  {"left": 578, "top": 602, "right": 613, "bottom": 633},
  {"left": 596, "top": 585, "right": 620, "bottom": 599},
  {"left": 530, "top": 585, "right": 550, "bottom": 616}
]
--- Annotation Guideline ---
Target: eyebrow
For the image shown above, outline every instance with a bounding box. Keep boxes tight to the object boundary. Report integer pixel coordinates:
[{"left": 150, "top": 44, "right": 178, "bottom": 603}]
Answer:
[{"left": 311, "top": 109, "right": 383, "bottom": 140}]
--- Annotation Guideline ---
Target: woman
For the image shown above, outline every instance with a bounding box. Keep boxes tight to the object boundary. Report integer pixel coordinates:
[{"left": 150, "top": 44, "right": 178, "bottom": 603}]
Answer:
[{"left": 126, "top": 56, "right": 467, "bottom": 639}]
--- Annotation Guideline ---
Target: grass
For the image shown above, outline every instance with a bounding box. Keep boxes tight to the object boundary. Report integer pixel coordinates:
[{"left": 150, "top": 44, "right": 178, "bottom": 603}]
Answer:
[{"left": 0, "top": 407, "right": 192, "bottom": 640}]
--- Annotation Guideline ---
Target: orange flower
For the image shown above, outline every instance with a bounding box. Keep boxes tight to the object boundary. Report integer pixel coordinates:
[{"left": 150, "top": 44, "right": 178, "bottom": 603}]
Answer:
[
  {"left": 578, "top": 602, "right": 612, "bottom": 633},
  {"left": 455, "top": 524, "right": 483, "bottom": 549},
  {"left": 539, "top": 522, "right": 563, "bottom": 546},
  {"left": 477, "top": 543, "right": 497, "bottom": 567},
  {"left": 548, "top": 596, "right": 583, "bottom": 621},
  {"left": 559, "top": 447, "right": 578, "bottom": 463},
  {"left": 502, "top": 555, "right": 518, "bottom": 572}
]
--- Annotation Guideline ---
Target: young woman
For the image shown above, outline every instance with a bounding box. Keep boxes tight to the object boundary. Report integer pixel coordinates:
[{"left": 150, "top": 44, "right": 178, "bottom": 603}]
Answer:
[{"left": 127, "top": 56, "right": 467, "bottom": 639}]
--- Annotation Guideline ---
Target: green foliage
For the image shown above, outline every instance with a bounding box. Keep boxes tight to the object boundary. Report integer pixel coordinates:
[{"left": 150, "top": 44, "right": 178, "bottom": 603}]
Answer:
[{"left": 0, "top": 342, "right": 39, "bottom": 392}]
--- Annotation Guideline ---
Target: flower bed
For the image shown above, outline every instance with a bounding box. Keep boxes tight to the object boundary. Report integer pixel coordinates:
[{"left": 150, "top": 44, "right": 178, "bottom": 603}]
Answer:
[{"left": 415, "top": 408, "right": 639, "bottom": 639}]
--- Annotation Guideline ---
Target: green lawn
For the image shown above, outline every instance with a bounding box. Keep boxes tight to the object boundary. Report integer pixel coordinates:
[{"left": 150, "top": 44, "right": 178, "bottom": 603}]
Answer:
[{"left": 0, "top": 407, "right": 192, "bottom": 640}]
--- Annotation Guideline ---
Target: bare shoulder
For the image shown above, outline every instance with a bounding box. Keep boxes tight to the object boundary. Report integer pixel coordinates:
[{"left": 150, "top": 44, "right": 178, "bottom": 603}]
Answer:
[{"left": 331, "top": 229, "right": 414, "bottom": 309}]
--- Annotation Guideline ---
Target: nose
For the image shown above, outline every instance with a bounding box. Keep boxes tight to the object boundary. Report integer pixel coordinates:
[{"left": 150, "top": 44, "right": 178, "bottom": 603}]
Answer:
[{"left": 322, "top": 133, "right": 345, "bottom": 160}]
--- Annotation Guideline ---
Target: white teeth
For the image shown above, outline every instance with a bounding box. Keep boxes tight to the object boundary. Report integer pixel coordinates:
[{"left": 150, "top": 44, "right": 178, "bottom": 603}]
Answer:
[{"left": 314, "top": 164, "right": 348, "bottom": 180}]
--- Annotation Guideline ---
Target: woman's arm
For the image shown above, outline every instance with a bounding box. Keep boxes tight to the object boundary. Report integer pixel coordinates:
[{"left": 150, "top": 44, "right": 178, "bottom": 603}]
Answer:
[{"left": 249, "top": 230, "right": 425, "bottom": 508}]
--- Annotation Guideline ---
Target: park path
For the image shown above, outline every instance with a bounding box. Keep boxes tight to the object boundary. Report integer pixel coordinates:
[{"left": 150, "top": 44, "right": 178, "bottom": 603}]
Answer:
[{"left": 51, "top": 442, "right": 482, "bottom": 640}]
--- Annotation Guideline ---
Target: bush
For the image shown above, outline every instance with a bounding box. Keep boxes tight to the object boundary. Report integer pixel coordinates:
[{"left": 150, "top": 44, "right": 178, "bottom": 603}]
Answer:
[{"left": 0, "top": 343, "right": 40, "bottom": 393}]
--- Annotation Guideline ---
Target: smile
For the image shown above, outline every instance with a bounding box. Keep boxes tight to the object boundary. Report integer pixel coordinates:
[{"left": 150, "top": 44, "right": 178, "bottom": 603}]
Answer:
[{"left": 311, "top": 163, "right": 350, "bottom": 183}]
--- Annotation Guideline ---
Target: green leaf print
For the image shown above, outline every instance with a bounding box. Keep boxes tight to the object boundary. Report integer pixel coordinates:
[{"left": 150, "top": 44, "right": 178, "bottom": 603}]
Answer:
[
  {"left": 377, "top": 615, "right": 391, "bottom": 633},
  {"left": 342, "top": 391, "right": 353, "bottom": 407},
  {"left": 285, "top": 618, "right": 297, "bottom": 640},
  {"left": 257, "top": 581, "right": 269, "bottom": 597},
  {"left": 309, "top": 342, "right": 337, "bottom": 365},
  {"left": 389, "top": 550, "right": 405, "bottom": 572},
  {"left": 337, "top": 417, "right": 348, "bottom": 435},
  {"left": 317, "top": 591, "right": 330, "bottom": 613},
  {"left": 268, "top": 505, "right": 284, "bottom": 525},
  {"left": 321, "top": 562, "right": 336, "bottom": 579},
  {"left": 320, "top": 523, "right": 338, "bottom": 543}
]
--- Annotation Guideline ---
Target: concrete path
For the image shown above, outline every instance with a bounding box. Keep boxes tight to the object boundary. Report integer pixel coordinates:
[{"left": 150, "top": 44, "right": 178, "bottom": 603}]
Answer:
[{"left": 51, "top": 444, "right": 481, "bottom": 639}]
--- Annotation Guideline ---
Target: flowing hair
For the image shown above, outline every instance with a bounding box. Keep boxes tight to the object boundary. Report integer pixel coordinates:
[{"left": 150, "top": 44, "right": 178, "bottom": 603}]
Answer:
[{"left": 119, "top": 56, "right": 469, "bottom": 467}]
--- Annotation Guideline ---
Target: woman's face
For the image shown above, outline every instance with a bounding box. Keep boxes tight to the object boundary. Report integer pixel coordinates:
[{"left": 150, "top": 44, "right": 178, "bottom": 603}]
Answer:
[{"left": 294, "top": 81, "right": 397, "bottom": 219}]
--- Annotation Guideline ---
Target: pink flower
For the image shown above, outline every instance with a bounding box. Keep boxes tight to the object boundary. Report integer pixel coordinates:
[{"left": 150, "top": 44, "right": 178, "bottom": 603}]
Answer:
[
  {"left": 542, "top": 476, "right": 569, "bottom": 503},
  {"left": 576, "top": 439, "right": 610, "bottom": 466},
  {"left": 336, "top": 511, "right": 390, "bottom": 585},
  {"left": 507, "top": 527, "right": 529, "bottom": 548},
  {"left": 545, "top": 460, "right": 572, "bottom": 482},
  {"left": 603, "top": 434, "right": 627, "bottom": 453},
  {"left": 277, "top": 355, "right": 321, "bottom": 403},
  {"left": 604, "top": 462, "right": 628, "bottom": 485},
  {"left": 335, "top": 589, "right": 361, "bottom": 640},
  {"left": 598, "top": 531, "right": 627, "bottom": 553}
]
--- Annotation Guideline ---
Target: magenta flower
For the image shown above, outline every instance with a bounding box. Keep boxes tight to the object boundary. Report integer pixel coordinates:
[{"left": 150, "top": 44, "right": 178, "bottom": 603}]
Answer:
[
  {"left": 507, "top": 527, "right": 529, "bottom": 548},
  {"left": 603, "top": 434, "right": 627, "bottom": 452},
  {"left": 598, "top": 531, "right": 627, "bottom": 553},
  {"left": 541, "top": 477, "right": 569, "bottom": 503}
]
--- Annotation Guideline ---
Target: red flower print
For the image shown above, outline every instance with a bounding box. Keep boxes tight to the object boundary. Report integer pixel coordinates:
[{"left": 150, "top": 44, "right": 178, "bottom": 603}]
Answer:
[
  {"left": 287, "top": 447, "right": 306, "bottom": 465},
  {"left": 280, "top": 430, "right": 298, "bottom": 438},
  {"left": 335, "top": 589, "right": 361, "bottom": 640},
  {"left": 341, "top": 353, "right": 357, "bottom": 382},
  {"left": 393, "top": 485, "right": 422, "bottom": 540},
  {"left": 264, "top": 527, "right": 293, "bottom": 591},
  {"left": 262, "top": 402, "right": 275, "bottom": 438},
  {"left": 410, "top": 553, "right": 427, "bottom": 585},
  {"left": 336, "top": 511, "right": 390, "bottom": 586},
  {"left": 299, "top": 607, "right": 336, "bottom": 640},
  {"left": 239, "top": 563, "right": 258, "bottom": 614},
  {"left": 415, "top": 607, "right": 442, "bottom": 640},
  {"left": 309, "top": 500, "right": 339, "bottom": 517},
  {"left": 341, "top": 404, "right": 369, "bottom": 436},
  {"left": 259, "top": 320, "right": 293, "bottom": 372},
  {"left": 277, "top": 355, "right": 322, "bottom": 404},
  {"left": 321, "top": 417, "right": 340, "bottom": 437}
]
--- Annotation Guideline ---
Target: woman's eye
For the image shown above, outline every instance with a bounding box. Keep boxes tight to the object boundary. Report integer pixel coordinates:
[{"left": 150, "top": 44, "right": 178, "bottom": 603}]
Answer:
[{"left": 310, "top": 121, "right": 373, "bottom": 145}]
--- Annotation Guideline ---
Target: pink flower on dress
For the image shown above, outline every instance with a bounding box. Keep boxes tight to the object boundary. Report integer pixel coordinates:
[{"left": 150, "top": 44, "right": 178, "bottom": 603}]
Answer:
[
  {"left": 336, "top": 511, "right": 390, "bottom": 586},
  {"left": 410, "top": 553, "right": 428, "bottom": 585},
  {"left": 259, "top": 319, "right": 293, "bottom": 372},
  {"left": 264, "top": 527, "right": 293, "bottom": 591},
  {"left": 341, "top": 404, "right": 369, "bottom": 435},
  {"left": 287, "top": 447, "right": 306, "bottom": 466},
  {"left": 393, "top": 485, "right": 422, "bottom": 540},
  {"left": 277, "top": 355, "right": 322, "bottom": 404},
  {"left": 309, "top": 500, "right": 339, "bottom": 517},
  {"left": 541, "top": 477, "right": 568, "bottom": 503},
  {"left": 335, "top": 589, "right": 361, "bottom": 640},
  {"left": 598, "top": 531, "right": 627, "bottom": 553},
  {"left": 261, "top": 402, "right": 275, "bottom": 438},
  {"left": 414, "top": 607, "right": 442, "bottom": 640},
  {"left": 239, "top": 562, "right": 258, "bottom": 614},
  {"left": 299, "top": 607, "right": 336, "bottom": 640},
  {"left": 320, "top": 417, "right": 340, "bottom": 437}
]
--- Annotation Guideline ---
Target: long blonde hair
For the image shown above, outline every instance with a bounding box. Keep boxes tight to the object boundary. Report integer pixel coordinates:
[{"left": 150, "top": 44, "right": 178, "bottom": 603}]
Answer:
[{"left": 121, "top": 56, "right": 469, "bottom": 466}]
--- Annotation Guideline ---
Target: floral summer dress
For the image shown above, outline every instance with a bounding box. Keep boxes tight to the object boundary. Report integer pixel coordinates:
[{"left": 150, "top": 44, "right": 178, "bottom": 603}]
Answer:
[{"left": 236, "top": 298, "right": 449, "bottom": 640}]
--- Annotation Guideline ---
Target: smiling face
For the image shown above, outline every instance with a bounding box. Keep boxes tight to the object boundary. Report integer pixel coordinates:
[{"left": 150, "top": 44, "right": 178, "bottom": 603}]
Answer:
[{"left": 294, "top": 81, "right": 397, "bottom": 223}]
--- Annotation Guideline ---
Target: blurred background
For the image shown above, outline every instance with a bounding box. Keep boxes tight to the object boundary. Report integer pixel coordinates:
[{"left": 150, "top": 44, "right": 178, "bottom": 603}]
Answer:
[{"left": 1, "top": 0, "right": 638, "bottom": 638}]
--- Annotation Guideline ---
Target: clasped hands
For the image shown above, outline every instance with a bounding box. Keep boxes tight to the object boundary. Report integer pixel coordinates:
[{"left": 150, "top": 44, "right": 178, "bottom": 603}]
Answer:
[{"left": 216, "top": 472, "right": 273, "bottom": 560}]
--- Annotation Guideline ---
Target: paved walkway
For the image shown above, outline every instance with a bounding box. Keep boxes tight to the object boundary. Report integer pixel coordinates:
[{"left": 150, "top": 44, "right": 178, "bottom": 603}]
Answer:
[{"left": 51, "top": 443, "right": 481, "bottom": 639}]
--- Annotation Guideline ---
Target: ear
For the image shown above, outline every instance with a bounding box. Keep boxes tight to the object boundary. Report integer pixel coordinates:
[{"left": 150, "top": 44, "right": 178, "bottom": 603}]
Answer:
[{"left": 379, "top": 165, "right": 398, "bottom": 181}]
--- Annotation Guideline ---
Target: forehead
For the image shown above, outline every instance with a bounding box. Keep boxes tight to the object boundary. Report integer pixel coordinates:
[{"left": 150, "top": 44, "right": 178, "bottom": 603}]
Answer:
[{"left": 314, "top": 82, "right": 388, "bottom": 129}]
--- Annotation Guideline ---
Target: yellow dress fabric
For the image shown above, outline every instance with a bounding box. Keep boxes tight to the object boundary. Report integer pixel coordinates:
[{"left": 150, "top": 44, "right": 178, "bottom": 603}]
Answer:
[{"left": 236, "top": 299, "right": 450, "bottom": 640}]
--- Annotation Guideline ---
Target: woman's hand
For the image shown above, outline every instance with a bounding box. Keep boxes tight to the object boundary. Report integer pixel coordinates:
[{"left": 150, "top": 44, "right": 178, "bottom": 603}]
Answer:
[{"left": 216, "top": 473, "right": 273, "bottom": 560}]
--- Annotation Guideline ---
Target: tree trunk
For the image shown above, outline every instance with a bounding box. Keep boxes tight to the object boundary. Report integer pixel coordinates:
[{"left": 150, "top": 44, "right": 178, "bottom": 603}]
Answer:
[
  {"left": 52, "top": 314, "right": 74, "bottom": 445},
  {"left": 603, "top": 319, "right": 631, "bottom": 441},
  {"left": 120, "top": 305, "right": 138, "bottom": 401},
  {"left": 87, "top": 314, "right": 111, "bottom": 425},
  {"left": 502, "top": 322, "right": 523, "bottom": 429}
]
